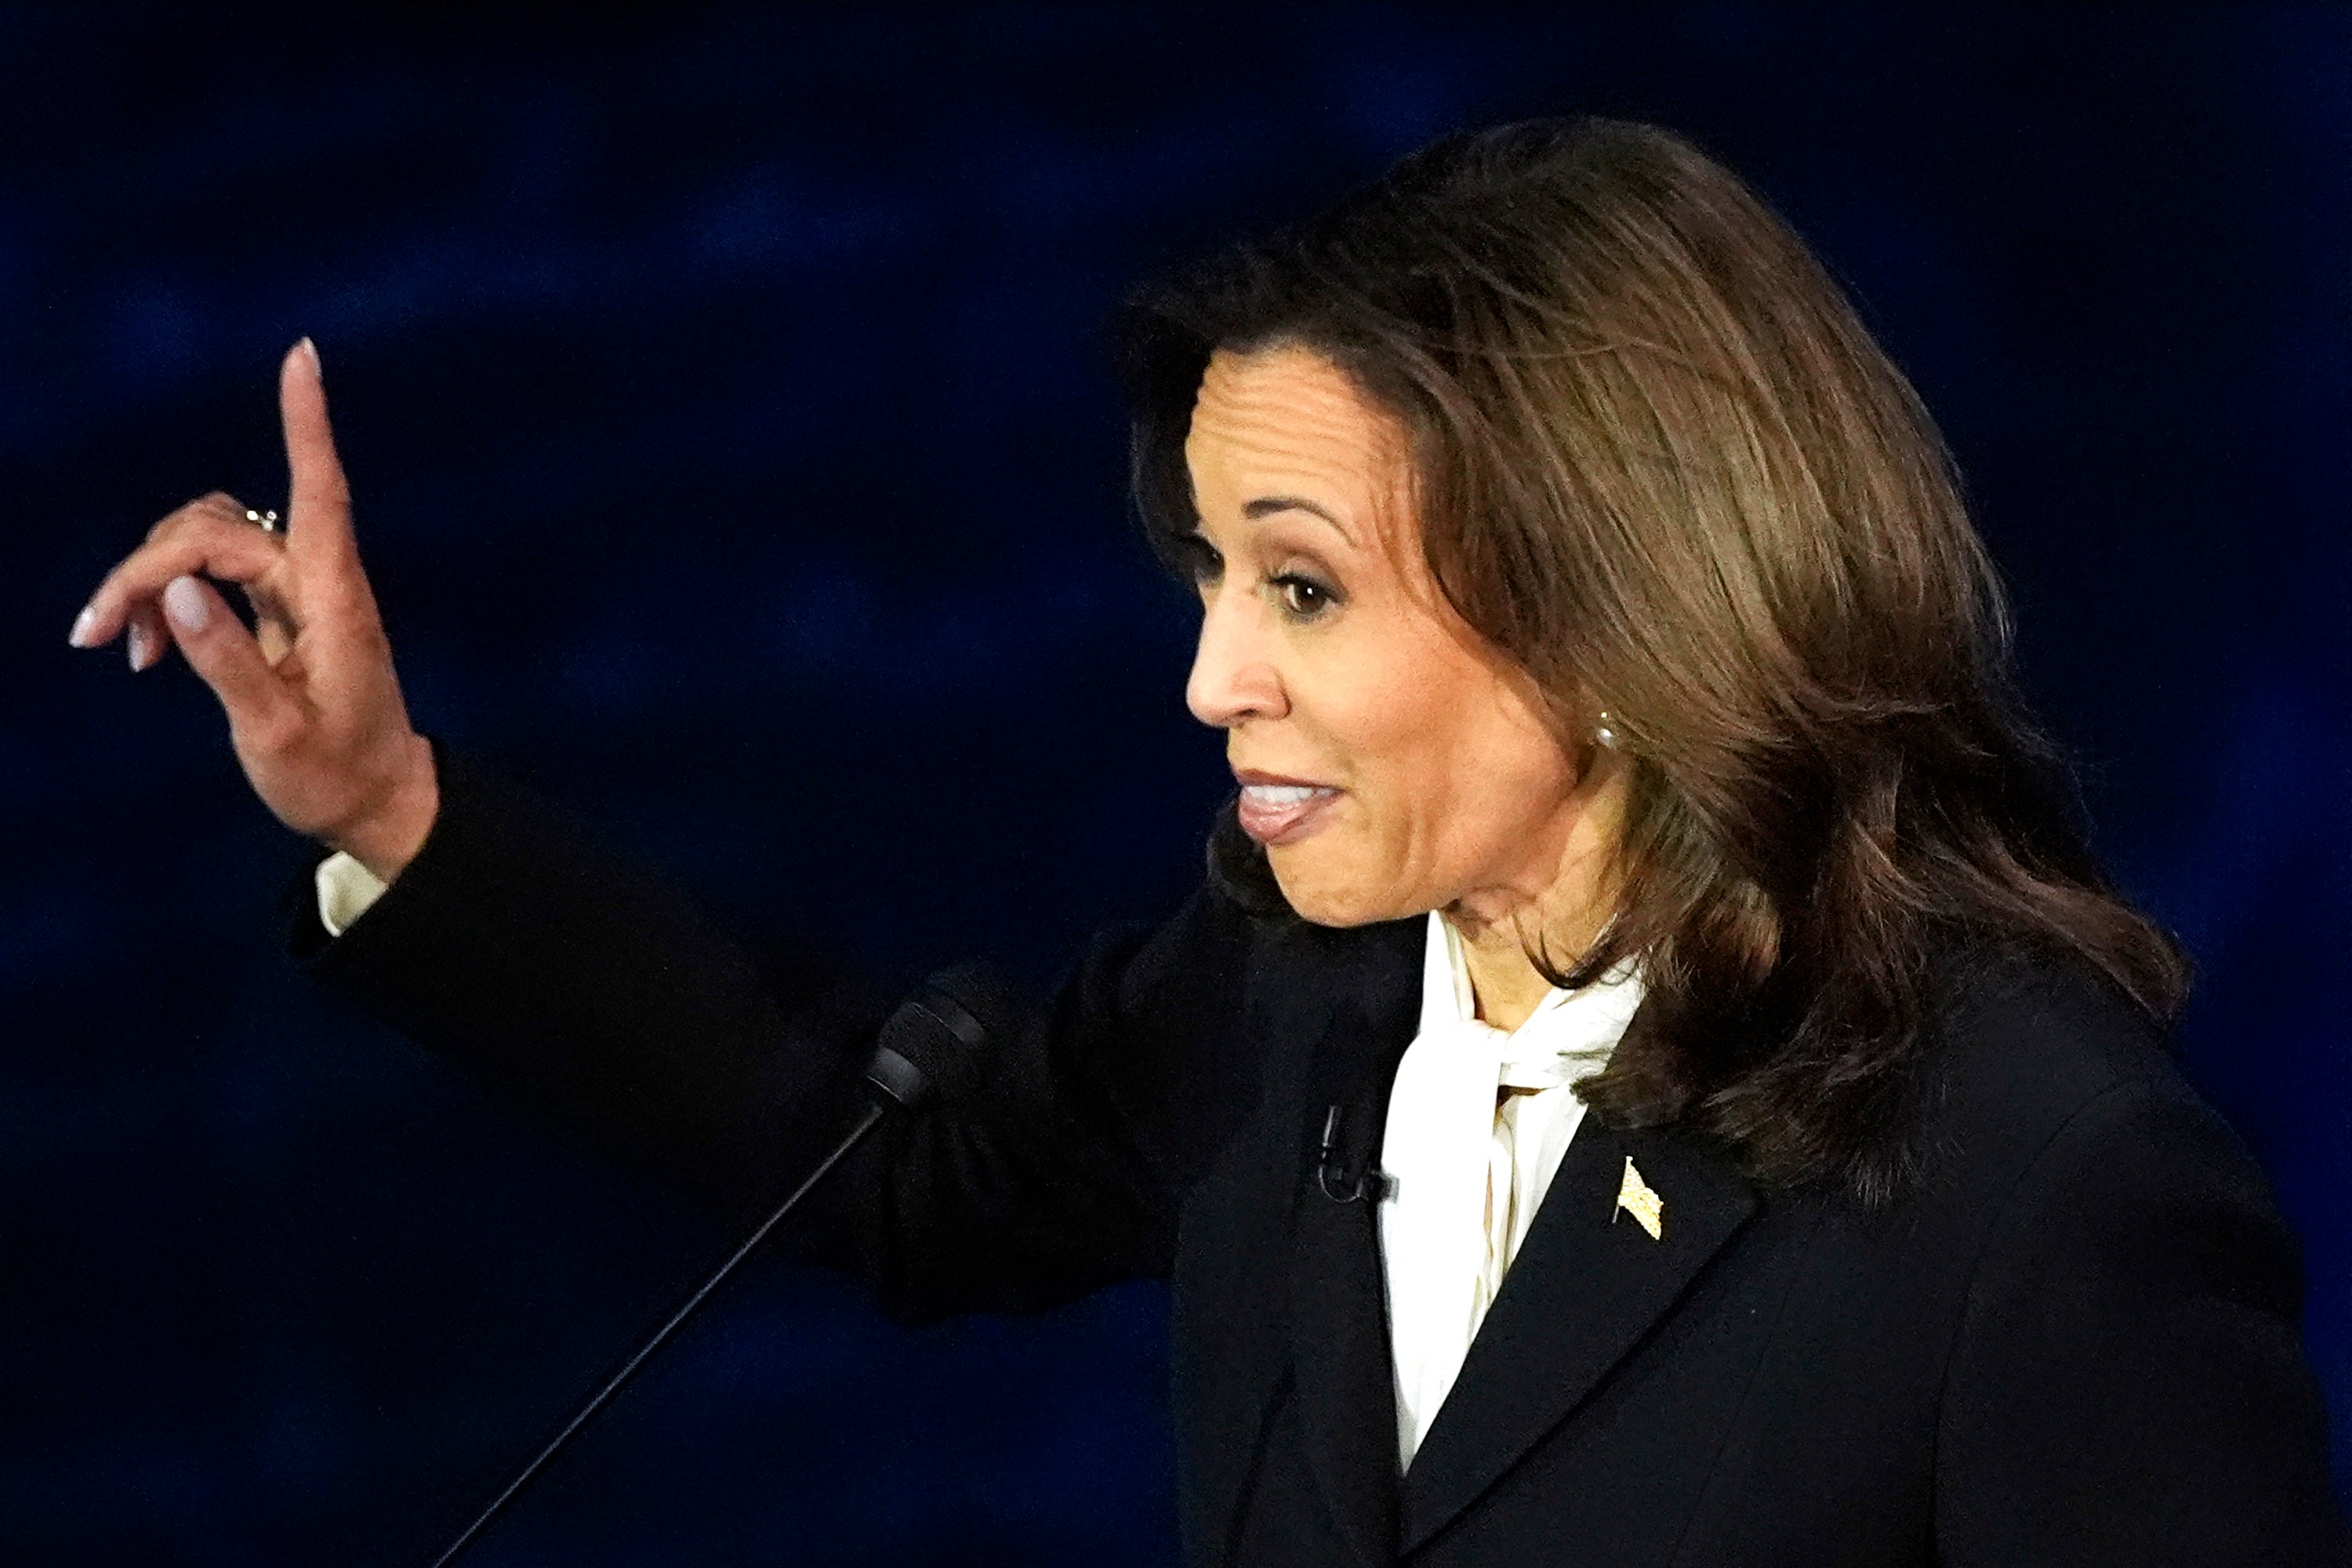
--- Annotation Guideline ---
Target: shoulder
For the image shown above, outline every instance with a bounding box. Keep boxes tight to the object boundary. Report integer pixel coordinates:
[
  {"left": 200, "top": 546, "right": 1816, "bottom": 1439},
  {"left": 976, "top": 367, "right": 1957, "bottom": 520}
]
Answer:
[
  {"left": 1914, "top": 935, "right": 2314, "bottom": 1399},
  {"left": 1920, "top": 942, "right": 2343, "bottom": 1556},
  {"left": 1904, "top": 934, "right": 2310, "bottom": 1334},
  {"left": 1918, "top": 934, "right": 2212, "bottom": 1189}
]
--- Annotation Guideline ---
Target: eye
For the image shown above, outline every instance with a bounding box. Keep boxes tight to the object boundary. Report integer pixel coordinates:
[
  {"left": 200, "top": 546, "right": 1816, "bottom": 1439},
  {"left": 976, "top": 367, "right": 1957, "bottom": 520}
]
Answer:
[{"left": 1272, "top": 572, "right": 1337, "bottom": 621}]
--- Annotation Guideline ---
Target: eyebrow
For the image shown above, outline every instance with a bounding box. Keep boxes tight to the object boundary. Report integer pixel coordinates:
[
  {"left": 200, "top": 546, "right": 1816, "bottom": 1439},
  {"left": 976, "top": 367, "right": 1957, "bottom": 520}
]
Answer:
[{"left": 1242, "top": 494, "right": 1359, "bottom": 547}]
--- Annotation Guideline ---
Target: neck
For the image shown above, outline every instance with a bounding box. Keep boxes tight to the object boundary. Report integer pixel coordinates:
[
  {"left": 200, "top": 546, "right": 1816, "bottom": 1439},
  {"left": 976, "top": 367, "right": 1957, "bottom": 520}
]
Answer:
[
  {"left": 1443, "top": 740, "right": 1628, "bottom": 1033},
  {"left": 1448, "top": 905, "right": 1606, "bottom": 1032}
]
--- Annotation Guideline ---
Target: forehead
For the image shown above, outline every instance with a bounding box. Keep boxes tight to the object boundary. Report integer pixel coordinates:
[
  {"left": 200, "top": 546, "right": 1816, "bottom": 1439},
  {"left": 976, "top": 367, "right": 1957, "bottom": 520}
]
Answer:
[{"left": 1184, "top": 346, "right": 1409, "bottom": 517}]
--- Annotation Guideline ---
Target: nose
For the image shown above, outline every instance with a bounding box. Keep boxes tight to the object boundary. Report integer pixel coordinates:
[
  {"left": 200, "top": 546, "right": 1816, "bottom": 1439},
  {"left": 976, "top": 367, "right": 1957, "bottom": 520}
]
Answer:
[{"left": 1185, "top": 585, "right": 1289, "bottom": 728}]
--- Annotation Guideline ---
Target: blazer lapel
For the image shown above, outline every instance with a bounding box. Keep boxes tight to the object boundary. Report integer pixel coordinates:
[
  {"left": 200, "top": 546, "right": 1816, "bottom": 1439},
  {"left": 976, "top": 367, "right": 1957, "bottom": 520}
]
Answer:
[
  {"left": 1397, "top": 1119, "right": 1758, "bottom": 1554},
  {"left": 1289, "top": 1152, "right": 1402, "bottom": 1565},
  {"left": 1282, "top": 918, "right": 1422, "bottom": 1567}
]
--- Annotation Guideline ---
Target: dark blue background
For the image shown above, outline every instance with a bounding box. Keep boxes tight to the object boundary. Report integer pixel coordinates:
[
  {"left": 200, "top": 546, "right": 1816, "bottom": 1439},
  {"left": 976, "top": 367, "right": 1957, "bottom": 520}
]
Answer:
[{"left": 9, "top": 9, "right": 2347, "bottom": 1563}]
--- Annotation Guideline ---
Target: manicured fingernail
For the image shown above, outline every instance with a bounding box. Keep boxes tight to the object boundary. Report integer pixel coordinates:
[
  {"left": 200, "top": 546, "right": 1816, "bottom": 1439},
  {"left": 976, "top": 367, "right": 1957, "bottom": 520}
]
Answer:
[
  {"left": 298, "top": 336, "right": 321, "bottom": 379},
  {"left": 127, "top": 620, "right": 153, "bottom": 671},
  {"left": 68, "top": 604, "right": 97, "bottom": 647},
  {"left": 163, "top": 575, "right": 209, "bottom": 633}
]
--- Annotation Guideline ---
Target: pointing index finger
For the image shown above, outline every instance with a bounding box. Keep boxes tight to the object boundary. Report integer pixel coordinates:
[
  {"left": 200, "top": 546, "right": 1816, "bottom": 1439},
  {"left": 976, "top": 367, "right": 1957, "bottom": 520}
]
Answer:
[{"left": 279, "top": 337, "right": 357, "bottom": 568}]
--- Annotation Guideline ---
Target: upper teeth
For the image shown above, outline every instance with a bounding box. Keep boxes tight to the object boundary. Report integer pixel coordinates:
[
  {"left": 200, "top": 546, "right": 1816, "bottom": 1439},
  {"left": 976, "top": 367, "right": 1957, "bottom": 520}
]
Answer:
[{"left": 1243, "top": 785, "right": 1331, "bottom": 805}]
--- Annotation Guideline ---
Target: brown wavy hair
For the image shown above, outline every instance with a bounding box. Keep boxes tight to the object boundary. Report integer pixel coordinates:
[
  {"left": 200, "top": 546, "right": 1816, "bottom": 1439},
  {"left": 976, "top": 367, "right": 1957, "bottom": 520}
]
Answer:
[{"left": 1114, "top": 117, "right": 2190, "bottom": 1203}]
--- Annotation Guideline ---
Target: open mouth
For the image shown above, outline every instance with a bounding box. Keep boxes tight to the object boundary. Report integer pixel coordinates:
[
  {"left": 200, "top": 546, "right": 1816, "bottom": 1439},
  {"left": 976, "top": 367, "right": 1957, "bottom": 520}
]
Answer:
[{"left": 1236, "top": 782, "right": 1343, "bottom": 844}]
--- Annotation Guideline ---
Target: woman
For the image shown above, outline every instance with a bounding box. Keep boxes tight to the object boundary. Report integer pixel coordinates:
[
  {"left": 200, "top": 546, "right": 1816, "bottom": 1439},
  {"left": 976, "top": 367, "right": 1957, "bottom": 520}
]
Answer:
[{"left": 71, "top": 118, "right": 2343, "bottom": 1564}]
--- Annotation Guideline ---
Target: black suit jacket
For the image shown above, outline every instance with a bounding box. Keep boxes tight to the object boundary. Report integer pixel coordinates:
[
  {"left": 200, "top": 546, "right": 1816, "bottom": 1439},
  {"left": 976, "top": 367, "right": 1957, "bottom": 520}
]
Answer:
[{"left": 291, "top": 745, "right": 2347, "bottom": 1565}]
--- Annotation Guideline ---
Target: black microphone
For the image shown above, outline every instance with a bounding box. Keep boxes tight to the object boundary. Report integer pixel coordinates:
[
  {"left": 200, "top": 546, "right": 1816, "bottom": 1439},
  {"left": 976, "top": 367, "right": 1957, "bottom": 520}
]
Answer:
[
  {"left": 426, "top": 966, "right": 1007, "bottom": 1568},
  {"left": 1315, "top": 1103, "right": 1393, "bottom": 1203}
]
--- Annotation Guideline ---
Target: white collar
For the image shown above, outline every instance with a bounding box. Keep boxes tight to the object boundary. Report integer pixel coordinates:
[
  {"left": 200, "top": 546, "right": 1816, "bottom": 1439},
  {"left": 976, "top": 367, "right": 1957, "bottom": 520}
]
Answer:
[
  {"left": 1380, "top": 913, "right": 1648, "bottom": 1469},
  {"left": 1415, "top": 911, "right": 1643, "bottom": 1089}
]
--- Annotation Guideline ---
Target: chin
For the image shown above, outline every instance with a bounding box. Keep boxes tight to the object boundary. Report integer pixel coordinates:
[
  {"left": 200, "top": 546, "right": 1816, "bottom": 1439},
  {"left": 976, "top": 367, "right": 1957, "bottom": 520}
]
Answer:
[{"left": 1266, "top": 844, "right": 1416, "bottom": 928}]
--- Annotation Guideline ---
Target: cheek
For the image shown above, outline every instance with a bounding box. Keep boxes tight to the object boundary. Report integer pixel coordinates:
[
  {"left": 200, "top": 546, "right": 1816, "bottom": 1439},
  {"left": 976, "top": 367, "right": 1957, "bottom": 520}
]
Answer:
[
  {"left": 1301, "top": 645, "right": 1573, "bottom": 897},
  {"left": 1373, "top": 710, "right": 1571, "bottom": 862},
  {"left": 1349, "top": 647, "right": 1557, "bottom": 816}
]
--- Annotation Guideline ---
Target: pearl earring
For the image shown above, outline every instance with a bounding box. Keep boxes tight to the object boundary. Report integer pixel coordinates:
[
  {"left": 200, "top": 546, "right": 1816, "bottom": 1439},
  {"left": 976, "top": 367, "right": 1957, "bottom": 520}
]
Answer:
[{"left": 1594, "top": 710, "right": 1621, "bottom": 750}]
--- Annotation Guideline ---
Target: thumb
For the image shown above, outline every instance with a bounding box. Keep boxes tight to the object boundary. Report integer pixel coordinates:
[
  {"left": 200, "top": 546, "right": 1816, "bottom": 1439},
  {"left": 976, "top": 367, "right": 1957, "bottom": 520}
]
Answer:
[{"left": 161, "top": 575, "right": 305, "bottom": 744}]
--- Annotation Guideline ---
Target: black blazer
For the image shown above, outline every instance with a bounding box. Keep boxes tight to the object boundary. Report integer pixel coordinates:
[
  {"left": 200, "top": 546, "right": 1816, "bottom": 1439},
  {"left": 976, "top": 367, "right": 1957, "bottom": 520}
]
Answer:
[{"left": 291, "top": 745, "right": 2347, "bottom": 1566}]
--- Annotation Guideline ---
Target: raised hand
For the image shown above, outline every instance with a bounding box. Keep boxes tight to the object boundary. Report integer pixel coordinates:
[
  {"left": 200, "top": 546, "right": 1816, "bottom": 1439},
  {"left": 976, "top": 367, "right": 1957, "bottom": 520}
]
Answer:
[{"left": 69, "top": 339, "right": 439, "bottom": 883}]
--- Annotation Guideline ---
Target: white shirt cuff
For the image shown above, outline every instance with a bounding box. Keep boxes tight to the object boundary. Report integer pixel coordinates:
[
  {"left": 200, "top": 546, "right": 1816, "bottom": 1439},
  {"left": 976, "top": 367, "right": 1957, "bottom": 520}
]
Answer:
[{"left": 314, "top": 851, "right": 390, "bottom": 938}]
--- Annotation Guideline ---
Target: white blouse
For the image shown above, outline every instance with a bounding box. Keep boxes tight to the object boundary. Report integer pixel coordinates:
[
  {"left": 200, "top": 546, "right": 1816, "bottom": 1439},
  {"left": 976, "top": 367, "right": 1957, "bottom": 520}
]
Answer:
[
  {"left": 316, "top": 850, "right": 386, "bottom": 936},
  {"left": 1378, "top": 912, "right": 1645, "bottom": 1470},
  {"left": 316, "top": 857, "right": 1649, "bottom": 1472}
]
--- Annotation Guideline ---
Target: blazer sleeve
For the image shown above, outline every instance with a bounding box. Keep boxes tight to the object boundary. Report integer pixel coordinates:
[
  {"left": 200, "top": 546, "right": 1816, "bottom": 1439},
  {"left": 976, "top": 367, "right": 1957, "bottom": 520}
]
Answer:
[
  {"left": 1933, "top": 1074, "right": 2348, "bottom": 1565},
  {"left": 289, "top": 739, "right": 1265, "bottom": 1321}
]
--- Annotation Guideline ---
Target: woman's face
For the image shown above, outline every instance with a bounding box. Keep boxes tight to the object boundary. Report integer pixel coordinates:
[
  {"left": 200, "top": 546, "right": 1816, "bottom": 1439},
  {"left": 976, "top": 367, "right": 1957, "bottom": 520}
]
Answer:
[{"left": 1182, "top": 345, "right": 1620, "bottom": 931}]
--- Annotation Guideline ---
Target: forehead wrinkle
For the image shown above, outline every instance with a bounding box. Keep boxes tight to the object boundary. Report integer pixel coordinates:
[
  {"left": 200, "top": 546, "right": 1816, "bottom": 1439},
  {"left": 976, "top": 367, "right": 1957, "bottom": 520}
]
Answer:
[{"left": 1186, "top": 349, "right": 1409, "bottom": 554}]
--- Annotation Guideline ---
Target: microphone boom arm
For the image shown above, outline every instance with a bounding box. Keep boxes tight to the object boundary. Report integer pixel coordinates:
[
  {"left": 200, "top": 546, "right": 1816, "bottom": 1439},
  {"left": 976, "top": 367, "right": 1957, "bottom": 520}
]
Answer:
[
  {"left": 427, "top": 1095, "right": 889, "bottom": 1568},
  {"left": 421, "top": 967, "right": 1007, "bottom": 1567}
]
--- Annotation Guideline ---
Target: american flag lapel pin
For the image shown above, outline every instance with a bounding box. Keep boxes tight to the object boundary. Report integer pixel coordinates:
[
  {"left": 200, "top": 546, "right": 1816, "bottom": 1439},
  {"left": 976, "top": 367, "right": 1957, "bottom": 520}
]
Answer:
[{"left": 1613, "top": 1156, "right": 1664, "bottom": 1240}]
